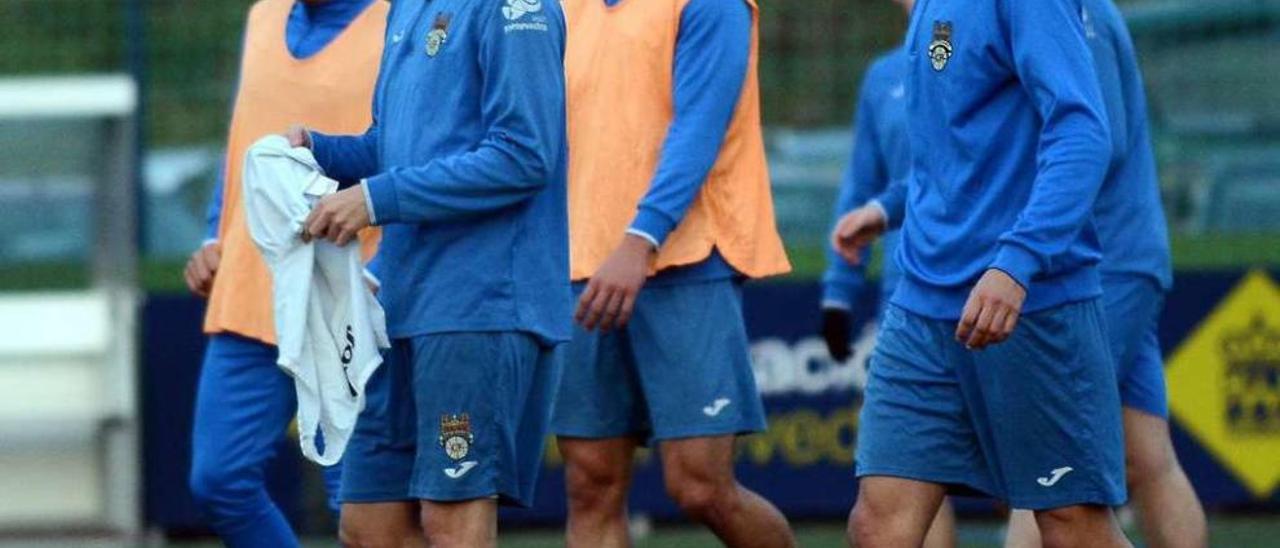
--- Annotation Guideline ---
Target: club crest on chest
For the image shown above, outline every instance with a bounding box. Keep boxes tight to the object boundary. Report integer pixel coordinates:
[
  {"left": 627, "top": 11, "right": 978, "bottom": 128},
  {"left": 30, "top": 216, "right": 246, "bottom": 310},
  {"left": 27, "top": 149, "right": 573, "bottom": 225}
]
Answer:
[
  {"left": 426, "top": 13, "right": 452, "bottom": 57},
  {"left": 929, "top": 21, "right": 953, "bottom": 72}
]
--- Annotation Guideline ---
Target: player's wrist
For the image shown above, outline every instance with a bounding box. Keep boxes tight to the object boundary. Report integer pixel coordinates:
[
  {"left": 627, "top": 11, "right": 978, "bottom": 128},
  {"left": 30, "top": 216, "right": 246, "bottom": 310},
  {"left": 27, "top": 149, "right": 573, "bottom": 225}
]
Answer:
[
  {"left": 621, "top": 232, "right": 658, "bottom": 256},
  {"left": 863, "top": 200, "right": 890, "bottom": 230}
]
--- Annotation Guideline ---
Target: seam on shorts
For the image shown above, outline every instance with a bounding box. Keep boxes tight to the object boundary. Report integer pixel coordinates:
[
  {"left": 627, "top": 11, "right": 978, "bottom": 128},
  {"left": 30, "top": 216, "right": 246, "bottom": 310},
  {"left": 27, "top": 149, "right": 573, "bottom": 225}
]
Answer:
[
  {"left": 552, "top": 426, "right": 648, "bottom": 440},
  {"left": 1006, "top": 488, "right": 1125, "bottom": 511},
  {"left": 340, "top": 490, "right": 415, "bottom": 504},
  {"left": 1121, "top": 401, "right": 1170, "bottom": 420},
  {"left": 855, "top": 465, "right": 997, "bottom": 500},
  {"left": 1064, "top": 302, "right": 1116, "bottom": 501},
  {"left": 651, "top": 421, "right": 767, "bottom": 442}
]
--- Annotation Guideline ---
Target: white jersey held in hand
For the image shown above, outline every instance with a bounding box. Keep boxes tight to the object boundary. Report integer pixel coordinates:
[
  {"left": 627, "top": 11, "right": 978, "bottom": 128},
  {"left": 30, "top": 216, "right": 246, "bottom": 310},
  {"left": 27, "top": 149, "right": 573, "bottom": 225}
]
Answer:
[{"left": 242, "top": 134, "right": 389, "bottom": 466}]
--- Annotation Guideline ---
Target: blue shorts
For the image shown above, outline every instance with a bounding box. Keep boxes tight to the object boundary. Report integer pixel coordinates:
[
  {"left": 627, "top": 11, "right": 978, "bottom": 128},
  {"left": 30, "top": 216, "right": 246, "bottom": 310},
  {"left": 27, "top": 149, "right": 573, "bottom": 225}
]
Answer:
[
  {"left": 551, "top": 279, "right": 767, "bottom": 442},
  {"left": 339, "top": 332, "right": 563, "bottom": 508},
  {"left": 1102, "top": 274, "right": 1169, "bottom": 418},
  {"left": 856, "top": 300, "right": 1127, "bottom": 510}
]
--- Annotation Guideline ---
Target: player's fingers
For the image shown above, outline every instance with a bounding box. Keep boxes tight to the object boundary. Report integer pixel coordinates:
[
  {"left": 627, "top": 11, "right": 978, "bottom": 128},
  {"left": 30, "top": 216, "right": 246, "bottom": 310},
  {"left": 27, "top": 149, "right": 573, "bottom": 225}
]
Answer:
[
  {"left": 323, "top": 217, "right": 343, "bottom": 243},
  {"left": 335, "top": 225, "right": 355, "bottom": 247},
  {"left": 987, "top": 306, "right": 1011, "bottom": 344},
  {"left": 967, "top": 301, "right": 997, "bottom": 349},
  {"left": 1002, "top": 308, "right": 1020, "bottom": 339},
  {"left": 836, "top": 213, "right": 864, "bottom": 240},
  {"left": 597, "top": 290, "right": 624, "bottom": 331},
  {"left": 196, "top": 251, "right": 217, "bottom": 281},
  {"left": 616, "top": 292, "right": 637, "bottom": 329},
  {"left": 830, "top": 221, "right": 846, "bottom": 255},
  {"left": 187, "top": 262, "right": 211, "bottom": 298},
  {"left": 955, "top": 296, "right": 981, "bottom": 342},
  {"left": 583, "top": 286, "right": 616, "bottom": 331},
  {"left": 203, "top": 249, "right": 220, "bottom": 275},
  {"left": 191, "top": 255, "right": 212, "bottom": 287},
  {"left": 183, "top": 263, "right": 199, "bottom": 294},
  {"left": 304, "top": 210, "right": 324, "bottom": 243},
  {"left": 574, "top": 282, "right": 599, "bottom": 324}
]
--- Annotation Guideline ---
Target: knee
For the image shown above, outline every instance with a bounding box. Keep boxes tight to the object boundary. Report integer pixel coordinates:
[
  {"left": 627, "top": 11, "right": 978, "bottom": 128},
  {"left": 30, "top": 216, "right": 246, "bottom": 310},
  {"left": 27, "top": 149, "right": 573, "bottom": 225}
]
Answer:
[
  {"left": 187, "top": 461, "right": 244, "bottom": 512},
  {"left": 847, "top": 499, "right": 888, "bottom": 546},
  {"left": 1036, "top": 505, "right": 1106, "bottom": 548},
  {"left": 664, "top": 474, "right": 733, "bottom": 522},
  {"left": 340, "top": 518, "right": 408, "bottom": 548},
  {"left": 420, "top": 514, "right": 483, "bottom": 548},
  {"left": 565, "top": 458, "right": 631, "bottom": 511}
]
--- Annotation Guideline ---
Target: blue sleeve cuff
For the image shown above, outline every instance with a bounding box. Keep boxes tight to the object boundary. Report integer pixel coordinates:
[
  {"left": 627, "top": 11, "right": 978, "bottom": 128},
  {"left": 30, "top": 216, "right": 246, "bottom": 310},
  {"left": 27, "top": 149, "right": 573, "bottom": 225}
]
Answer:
[
  {"left": 360, "top": 180, "right": 378, "bottom": 225},
  {"left": 990, "top": 243, "right": 1041, "bottom": 290},
  {"left": 364, "top": 174, "right": 401, "bottom": 225},
  {"left": 872, "top": 183, "right": 908, "bottom": 230},
  {"left": 309, "top": 131, "right": 336, "bottom": 172},
  {"left": 629, "top": 206, "right": 678, "bottom": 248},
  {"left": 822, "top": 282, "right": 860, "bottom": 310}
]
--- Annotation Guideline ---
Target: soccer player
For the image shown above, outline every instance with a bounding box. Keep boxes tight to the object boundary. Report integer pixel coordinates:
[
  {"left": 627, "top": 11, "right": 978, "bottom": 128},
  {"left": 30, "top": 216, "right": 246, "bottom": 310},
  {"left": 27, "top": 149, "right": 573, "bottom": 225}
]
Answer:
[
  {"left": 819, "top": 45, "right": 908, "bottom": 364},
  {"left": 552, "top": 1, "right": 795, "bottom": 546},
  {"left": 183, "top": 1, "right": 385, "bottom": 546},
  {"left": 834, "top": 0, "right": 1133, "bottom": 545},
  {"left": 285, "top": 0, "right": 570, "bottom": 545},
  {"left": 1004, "top": 1, "right": 1207, "bottom": 546},
  {"left": 820, "top": 5, "right": 956, "bottom": 548}
]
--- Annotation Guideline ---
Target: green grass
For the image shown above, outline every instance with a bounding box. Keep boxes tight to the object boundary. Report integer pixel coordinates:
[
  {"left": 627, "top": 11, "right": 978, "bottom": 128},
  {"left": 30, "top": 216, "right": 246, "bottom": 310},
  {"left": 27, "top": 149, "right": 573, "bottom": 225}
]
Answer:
[{"left": 150, "top": 517, "right": 1280, "bottom": 548}]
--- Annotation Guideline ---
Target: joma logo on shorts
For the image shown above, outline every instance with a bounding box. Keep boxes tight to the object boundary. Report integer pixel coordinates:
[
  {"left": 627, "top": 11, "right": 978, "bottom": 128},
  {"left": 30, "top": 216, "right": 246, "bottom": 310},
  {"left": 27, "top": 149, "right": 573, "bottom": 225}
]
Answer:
[{"left": 1037, "top": 466, "right": 1074, "bottom": 487}]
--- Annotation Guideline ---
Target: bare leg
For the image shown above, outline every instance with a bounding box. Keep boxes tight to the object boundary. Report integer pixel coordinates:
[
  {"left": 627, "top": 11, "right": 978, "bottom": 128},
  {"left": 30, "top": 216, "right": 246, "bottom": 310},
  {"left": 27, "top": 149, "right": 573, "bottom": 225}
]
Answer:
[
  {"left": 847, "top": 476, "right": 947, "bottom": 548},
  {"left": 1035, "top": 505, "right": 1132, "bottom": 548},
  {"left": 1003, "top": 510, "right": 1040, "bottom": 548},
  {"left": 660, "top": 435, "right": 796, "bottom": 548},
  {"left": 559, "top": 436, "right": 640, "bottom": 548},
  {"left": 923, "top": 499, "right": 957, "bottom": 548},
  {"left": 420, "top": 498, "right": 498, "bottom": 548},
  {"left": 339, "top": 502, "right": 426, "bottom": 548},
  {"left": 1124, "top": 408, "right": 1207, "bottom": 548}
]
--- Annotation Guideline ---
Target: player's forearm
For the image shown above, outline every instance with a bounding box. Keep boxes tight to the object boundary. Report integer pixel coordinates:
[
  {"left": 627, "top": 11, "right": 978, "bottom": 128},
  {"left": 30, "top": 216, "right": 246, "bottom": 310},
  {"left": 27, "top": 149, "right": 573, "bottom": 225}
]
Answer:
[
  {"left": 993, "top": 0, "right": 1113, "bottom": 288},
  {"left": 310, "top": 127, "right": 380, "bottom": 183},
  {"left": 628, "top": 0, "right": 751, "bottom": 247},
  {"left": 362, "top": 135, "right": 554, "bottom": 225}
]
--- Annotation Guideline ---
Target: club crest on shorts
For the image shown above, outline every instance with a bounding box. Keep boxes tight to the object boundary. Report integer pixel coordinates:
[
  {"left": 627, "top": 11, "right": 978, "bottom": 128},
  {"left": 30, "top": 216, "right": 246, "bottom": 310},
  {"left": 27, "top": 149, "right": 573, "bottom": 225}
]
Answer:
[
  {"left": 426, "top": 13, "right": 451, "bottom": 57},
  {"left": 928, "top": 21, "right": 953, "bottom": 72},
  {"left": 439, "top": 413, "right": 474, "bottom": 460}
]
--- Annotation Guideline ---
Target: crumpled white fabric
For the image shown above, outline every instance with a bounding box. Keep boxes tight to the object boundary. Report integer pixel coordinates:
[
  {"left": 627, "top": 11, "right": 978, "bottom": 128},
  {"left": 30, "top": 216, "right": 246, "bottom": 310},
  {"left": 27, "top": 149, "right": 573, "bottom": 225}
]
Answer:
[{"left": 242, "top": 134, "right": 389, "bottom": 466}]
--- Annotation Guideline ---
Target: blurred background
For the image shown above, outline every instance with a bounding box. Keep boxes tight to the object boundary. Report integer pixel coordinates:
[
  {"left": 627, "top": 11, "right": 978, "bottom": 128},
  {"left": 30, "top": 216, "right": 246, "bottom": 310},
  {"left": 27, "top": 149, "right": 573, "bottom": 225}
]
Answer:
[{"left": 0, "top": 0, "right": 1277, "bottom": 546}]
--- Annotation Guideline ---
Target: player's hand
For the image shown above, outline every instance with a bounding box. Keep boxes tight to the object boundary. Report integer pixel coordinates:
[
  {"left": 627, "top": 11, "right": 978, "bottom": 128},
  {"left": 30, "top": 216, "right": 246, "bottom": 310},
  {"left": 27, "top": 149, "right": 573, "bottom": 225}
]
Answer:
[
  {"left": 821, "top": 307, "right": 853, "bottom": 362},
  {"left": 956, "top": 269, "right": 1026, "bottom": 350},
  {"left": 184, "top": 241, "right": 221, "bottom": 298},
  {"left": 831, "top": 205, "right": 887, "bottom": 265},
  {"left": 284, "top": 124, "right": 312, "bottom": 149},
  {"left": 576, "top": 234, "right": 654, "bottom": 331},
  {"left": 303, "top": 186, "right": 370, "bottom": 247}
]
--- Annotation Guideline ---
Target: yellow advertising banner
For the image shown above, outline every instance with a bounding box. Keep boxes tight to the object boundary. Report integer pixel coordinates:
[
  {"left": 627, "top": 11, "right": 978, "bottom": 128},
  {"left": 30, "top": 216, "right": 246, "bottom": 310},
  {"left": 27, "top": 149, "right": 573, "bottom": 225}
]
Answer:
[{"left": 1167, "top": 270, "right": 1280, "bottom": 499}]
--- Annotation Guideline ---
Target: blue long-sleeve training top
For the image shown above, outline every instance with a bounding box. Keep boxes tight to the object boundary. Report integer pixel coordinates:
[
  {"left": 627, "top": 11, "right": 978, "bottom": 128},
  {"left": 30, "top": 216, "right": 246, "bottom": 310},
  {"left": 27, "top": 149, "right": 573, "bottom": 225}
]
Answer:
[
  {"left": 822, "top": 47, "right": 909, "bottom": 311},
  {"left": 309, "top": 0, "right": 572, "bottom": 343},
  {"left": 204, "top": 0, "right": 377, "bottom": 241},
  {"left": 1083, "top": 0, "right": 1173, "bottom": 290},
  {"left": 613, "top": 0, "right": 751, "bottom": 286},
  {"left": 891, "top": 0, "right": 1112, "bottom": 320}
]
